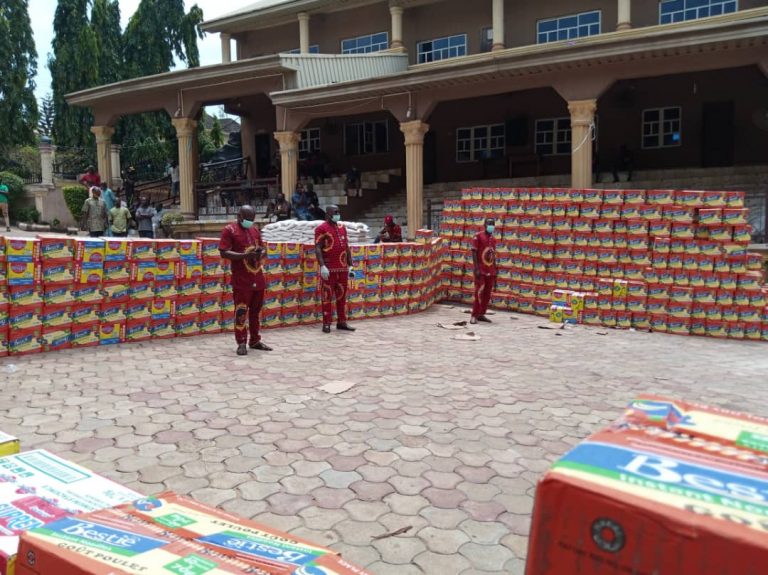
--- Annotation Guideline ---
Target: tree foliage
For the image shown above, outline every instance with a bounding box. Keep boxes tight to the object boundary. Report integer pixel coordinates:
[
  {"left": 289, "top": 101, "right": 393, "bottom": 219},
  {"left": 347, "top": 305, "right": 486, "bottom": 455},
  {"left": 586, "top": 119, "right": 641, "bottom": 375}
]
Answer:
[
  {"left": 91, "top": 0, "right": 122, "bottom": 86},
  {"left": 209, "top": 116, "right": 225, "bottom": 149},
  {"left": 38, "top": 94, "right": 55, "bottom": 138},
  {"left": 0, "top": 0, "right": 39, "bottom": 149},
  {"left": 49, "top": 0, "right": 99, "bottom": 149}
]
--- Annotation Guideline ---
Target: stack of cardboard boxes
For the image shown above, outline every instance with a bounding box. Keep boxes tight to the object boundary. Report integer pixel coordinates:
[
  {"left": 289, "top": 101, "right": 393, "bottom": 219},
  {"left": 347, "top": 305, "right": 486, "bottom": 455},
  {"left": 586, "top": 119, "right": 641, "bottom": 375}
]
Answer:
[
  {"left": 441, "top": 187, "right": 768, "bottom": 340},
  {"left": 0, "top": 236, "right": 446, "bottom": 356}
]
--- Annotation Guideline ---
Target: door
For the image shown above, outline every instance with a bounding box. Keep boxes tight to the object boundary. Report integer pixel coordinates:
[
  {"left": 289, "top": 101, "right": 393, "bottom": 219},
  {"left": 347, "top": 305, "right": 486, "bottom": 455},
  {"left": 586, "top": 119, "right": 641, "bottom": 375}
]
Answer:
[
  {"left": 424, "top": 131, "right": 437, "bottom": 185},
  {"left": 254, "top": 134, "right": 272, "bottom": 178},
  {"left": 702, "top": 101, "right": 735, "bottom": 167}
]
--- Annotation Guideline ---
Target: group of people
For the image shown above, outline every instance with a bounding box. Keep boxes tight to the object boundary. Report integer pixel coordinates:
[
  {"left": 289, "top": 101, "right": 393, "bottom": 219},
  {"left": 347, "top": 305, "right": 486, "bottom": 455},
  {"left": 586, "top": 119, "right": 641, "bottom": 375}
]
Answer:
[
  {"left": 79, "top": 166, "right": 161, "bottom": 238},
  {"left": 219, "top": 204, "right": 356, "bottom": 356},
  {"left": 218, "top": 204, "right": 495, "bottom": 355}
]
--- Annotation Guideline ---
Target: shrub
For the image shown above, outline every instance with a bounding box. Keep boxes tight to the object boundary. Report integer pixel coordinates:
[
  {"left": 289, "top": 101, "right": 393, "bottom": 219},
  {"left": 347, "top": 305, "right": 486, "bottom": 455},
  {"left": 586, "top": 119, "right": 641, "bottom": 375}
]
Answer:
[
  {"left": 63, "top": 185, "right": 89, "bottom": 222},
  {"left": 0, "top": 171, "right": 26, "bottom": 222},
  {"left": 16, "top": 208, "right": 40, "bottom": 224}
]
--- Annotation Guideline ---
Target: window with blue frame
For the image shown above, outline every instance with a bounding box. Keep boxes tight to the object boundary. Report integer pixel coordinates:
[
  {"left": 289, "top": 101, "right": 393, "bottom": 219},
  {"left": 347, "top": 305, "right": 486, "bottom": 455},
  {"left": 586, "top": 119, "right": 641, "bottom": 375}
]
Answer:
[
  {"left": 288, "top": 45, "right": 320, "bottom": 54},
  {"left": 537, "top": 10, "right": 601, "bottom": 44},
  {"left": 341, "top": 32, "right": 389, "bottom": 54},
  {"left": 417, "top": 34, "right": 468, "bottom": 64},
  {"left": 659, "top": 0, "right": 737, "bottom": 24}
]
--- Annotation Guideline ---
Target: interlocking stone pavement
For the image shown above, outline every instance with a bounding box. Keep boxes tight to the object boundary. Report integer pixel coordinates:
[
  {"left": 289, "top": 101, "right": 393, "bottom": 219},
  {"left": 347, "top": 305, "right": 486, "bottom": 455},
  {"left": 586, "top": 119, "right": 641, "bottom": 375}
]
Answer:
[{"left": 2, "top": 304, "right": 768, "bottom": 574}]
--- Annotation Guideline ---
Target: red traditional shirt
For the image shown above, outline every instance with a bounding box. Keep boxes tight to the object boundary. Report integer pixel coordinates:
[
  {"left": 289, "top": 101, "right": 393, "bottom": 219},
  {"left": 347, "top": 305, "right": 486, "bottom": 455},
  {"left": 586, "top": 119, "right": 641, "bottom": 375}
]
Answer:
[
  {"left": 219, "top": 223, "right": 265, "bottom": 290},
  {"left": 80, "top": 172, "right": 101, "bottom": 188},
  {"left": 315, "top": 221, "right": 349, "bottom": 272},
  {"left": 472, "top": 231, "right": 497, "bottom": 276}
]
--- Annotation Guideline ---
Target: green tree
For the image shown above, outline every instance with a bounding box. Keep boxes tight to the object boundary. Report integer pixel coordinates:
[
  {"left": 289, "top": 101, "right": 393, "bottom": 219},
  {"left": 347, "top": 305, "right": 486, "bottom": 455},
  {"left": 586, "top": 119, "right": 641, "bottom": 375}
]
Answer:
[
  {"left": 0, "top": 0, "right": 39, "bottom": 149},
  {"left": 49, "top": 0, "right": 99, "bottom": 149},
  {"left": 209, "top": 116, "right": 224, "bottom": 149},
  {"left": 91, "top": 0, "right": 122, "bottom": 86},
  {"left": 38, "top": 94, "right": 55, "bottom": 137}
]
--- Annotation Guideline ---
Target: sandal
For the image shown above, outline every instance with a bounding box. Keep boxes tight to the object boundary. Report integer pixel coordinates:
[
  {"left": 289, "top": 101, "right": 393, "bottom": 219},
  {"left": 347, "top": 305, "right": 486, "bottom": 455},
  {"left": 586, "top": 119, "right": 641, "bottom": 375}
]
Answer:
[
  {"left": 236, "top": 344, "right": 247, "bottom": 356},
  {"left": 249, "top": 342, "right": 273, "bottom": 351}
]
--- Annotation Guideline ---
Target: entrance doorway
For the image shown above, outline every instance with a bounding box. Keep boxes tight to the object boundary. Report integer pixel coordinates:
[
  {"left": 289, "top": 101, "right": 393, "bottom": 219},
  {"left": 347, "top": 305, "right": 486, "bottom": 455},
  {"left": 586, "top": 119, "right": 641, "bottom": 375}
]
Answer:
[
  {"left": 255, "top": 134, "right": 272, "bottom": 178},
  {"left": 702, "top": 101, "right": 735, "bottom": 167}
]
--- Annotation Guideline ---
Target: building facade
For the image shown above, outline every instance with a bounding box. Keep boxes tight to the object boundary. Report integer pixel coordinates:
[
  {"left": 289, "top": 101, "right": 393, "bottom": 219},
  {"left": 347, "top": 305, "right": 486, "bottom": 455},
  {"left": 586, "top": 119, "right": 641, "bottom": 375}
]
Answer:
[{"left": 68, "top": 0, "right": 768, "bottom": 238}]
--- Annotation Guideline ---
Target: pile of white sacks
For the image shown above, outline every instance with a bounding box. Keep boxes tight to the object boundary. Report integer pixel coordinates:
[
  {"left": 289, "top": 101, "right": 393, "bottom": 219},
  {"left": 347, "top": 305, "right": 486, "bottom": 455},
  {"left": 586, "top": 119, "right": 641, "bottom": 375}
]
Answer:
[{"left": 261, "top": 219, "right": 371, "bottom": 244}]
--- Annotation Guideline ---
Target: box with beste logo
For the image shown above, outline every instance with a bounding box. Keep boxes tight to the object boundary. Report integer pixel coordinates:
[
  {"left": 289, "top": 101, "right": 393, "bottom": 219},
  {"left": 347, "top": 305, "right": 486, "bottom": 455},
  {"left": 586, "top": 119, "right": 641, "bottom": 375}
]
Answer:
[{"left": 526, "top": 414, "right": 768, "bottom": 575}]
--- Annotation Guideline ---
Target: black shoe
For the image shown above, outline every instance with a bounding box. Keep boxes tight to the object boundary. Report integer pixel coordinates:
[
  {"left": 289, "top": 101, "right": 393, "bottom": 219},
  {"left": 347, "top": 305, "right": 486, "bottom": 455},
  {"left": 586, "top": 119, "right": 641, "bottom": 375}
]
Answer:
[
  {"left": 322, "top": 325, "right": 331, "bottom": 334},
  {"left": 250, "top": 342, "right": 273, "bottom": 351},
  {"left": 337, "top": 323, "right": 356, "bottom": 332},
  {"left": 236, "top": 344, "right": 247, "bottom": 356}
]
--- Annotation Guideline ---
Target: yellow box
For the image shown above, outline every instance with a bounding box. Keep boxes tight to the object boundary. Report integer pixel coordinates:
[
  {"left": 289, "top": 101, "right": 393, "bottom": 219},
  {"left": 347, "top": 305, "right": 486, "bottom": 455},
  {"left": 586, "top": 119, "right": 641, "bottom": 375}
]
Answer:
[{"left": 0, "top": 431, "right": 20, "bottom": 456}]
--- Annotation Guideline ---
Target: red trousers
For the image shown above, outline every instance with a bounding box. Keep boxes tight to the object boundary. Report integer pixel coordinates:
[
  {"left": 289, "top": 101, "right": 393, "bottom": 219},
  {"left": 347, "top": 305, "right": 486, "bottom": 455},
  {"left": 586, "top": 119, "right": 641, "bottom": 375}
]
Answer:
[
  {"left": 233, "top": 286, "right": 264, "bottom": 345},
  {"left": 472, "top": 274, "right": 495, "bottom": 318},
  {"left": 321, "top": 271, "right": 348, "bottom": 326}
]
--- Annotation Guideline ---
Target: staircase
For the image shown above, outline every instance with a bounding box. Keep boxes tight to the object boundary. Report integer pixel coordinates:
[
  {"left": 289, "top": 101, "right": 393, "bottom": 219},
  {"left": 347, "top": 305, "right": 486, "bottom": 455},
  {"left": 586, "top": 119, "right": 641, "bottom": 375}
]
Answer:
[
  {"left": 356, "top": 165, "right": 768, "bottom": 231},
  {"left": 311, "top": 169, "right": 403, "bottom": 223}
]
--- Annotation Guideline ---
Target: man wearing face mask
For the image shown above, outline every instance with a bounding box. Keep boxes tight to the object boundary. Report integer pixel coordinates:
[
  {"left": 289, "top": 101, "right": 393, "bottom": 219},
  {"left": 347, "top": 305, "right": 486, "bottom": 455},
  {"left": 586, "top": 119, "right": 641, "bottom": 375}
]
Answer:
[
  {"left": 315, "top": 205, "right": 355, "bottom": 334},
  {"left": 219, "top": 205, "right": 274, "bottom": 356},
  {"left": 470, "top": 217, "right": 497, "bottom": 325}
]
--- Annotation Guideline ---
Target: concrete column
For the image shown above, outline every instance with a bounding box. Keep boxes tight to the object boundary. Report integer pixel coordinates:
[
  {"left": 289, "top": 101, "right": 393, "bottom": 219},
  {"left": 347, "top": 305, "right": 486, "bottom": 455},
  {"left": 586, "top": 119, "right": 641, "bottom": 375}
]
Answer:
[
  {"left": 221, "top": 33, "right": 232, "bottom": 63},
  {"left": 390, "top": 4, "right": 405, "bottom": 52},
  {"left": 110, "top": 144, "right": 122, "bottom": 189},
  {"left": 298, "top": 12, "right": 310, "bottom": 54},
  {"left": 400, "top": 120, "right": 430, "bottom": 239},
  {"left": 90, "top": 125, "right": 115, "bottom": 187},
  {"left": 492, "top": 0, "right": 505, "bottom": 51},
  {"left": 568, "top": 99, "right": 597, "bottom": 189},
  {"left": 39, "top": 138, "right": 54, "bottom": 185},
  {"left": 617, "top": 0, "right": 632, "bottom": 31},
  {"left": 274, "top": 131, "right": 301, "bottom": 198},
  {"left": 172, "top": 117, "right": 198, "bottom": 220}
]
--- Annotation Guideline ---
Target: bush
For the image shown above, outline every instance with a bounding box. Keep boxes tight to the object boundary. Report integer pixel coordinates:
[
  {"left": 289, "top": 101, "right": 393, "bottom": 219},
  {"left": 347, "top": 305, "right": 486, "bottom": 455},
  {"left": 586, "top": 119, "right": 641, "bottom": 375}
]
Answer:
[
  {"left": 16, "top": 208, "right": 40, "bottom": 224},
  {"left": 0, "top": 172, "right": 26, "bottom": 222},
  {"left": 63, "top": 185, "right": 89, "bottom": 222}
]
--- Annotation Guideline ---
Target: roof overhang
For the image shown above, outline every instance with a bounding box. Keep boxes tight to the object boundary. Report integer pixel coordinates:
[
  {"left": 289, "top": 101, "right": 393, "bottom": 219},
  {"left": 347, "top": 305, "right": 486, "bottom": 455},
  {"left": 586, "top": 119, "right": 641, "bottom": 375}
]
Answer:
[
  {"left": 202, "top": 0, "right": 438, "bottom": 34},
  {"left": 270, "top": 8, "right": 768, "bottom": 110}
]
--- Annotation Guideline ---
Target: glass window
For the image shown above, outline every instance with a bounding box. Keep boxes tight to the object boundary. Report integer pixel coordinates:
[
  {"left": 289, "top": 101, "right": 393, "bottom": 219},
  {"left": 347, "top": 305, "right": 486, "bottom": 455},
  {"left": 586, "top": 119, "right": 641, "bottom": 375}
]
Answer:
[
  {"left": 344, "top": 121, "right": 389, "bottom": 155},
  {"left": 535, "top": 118, "right": 571, "bottom": 155},
  {"left": 287, "top": 45, "right": 320, "bottom": 54},
  {"left": 537, "top": 10, "right": 601, "bottom": 44},
  {"left": 298, "top": 128, "right": 321, "bottom": 160},
  {"left": 341, "top": 32, "right": 389, "bottom": 54},
  {"left": 642, "top": 107, "right": 682, "bottom": 149},
  {"left": 455, "top": 124, "right": 506, "bottom": 162},
  {"left": 481, "top": 27, "right": 493, "bottom": 52},
  {"left": 417, "top": 34, "right": 468, "bottom": 64},
  {"left": 659, "top": 0, "right": 737, "bottom": 24}
]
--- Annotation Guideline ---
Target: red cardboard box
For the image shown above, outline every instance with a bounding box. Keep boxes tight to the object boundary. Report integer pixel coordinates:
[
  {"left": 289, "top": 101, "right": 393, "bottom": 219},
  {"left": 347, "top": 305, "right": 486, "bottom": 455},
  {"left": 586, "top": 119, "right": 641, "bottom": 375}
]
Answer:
[{"left": 526, "top": 423, "right": 768, "bottom": 575}]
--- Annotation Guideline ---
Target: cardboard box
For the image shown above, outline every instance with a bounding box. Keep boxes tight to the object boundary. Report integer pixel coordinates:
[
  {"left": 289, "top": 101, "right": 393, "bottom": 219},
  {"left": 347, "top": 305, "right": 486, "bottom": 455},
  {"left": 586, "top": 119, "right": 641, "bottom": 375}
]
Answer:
[
  {"left": 526, "top": 426, "right": 768, "bottom": 575},
  {"left": 0, "top": 432, "right": 20, "bottom": 457},
  {"left": 104, "top": 239, "right": 130, "bottom": 261},
  {"left": 125, "top": 318, "right": 152, "bottom": 342},
  {"left": 0, "top": 449, "right": 140, "bottom": 575},
  {"left": 41, "top": 260, "right": 75, "bottom": 285},
  {"left": 103, "top": 260, "right": 131, "bottom": 283},
  {"left": 73, "top": 238, "right": 105, "bottom": 263},
  {"left": 5, "top": 238, "right": 39, "bottom": 261},
  {"left": 70, "top": 322, "right": 99, "bottom": 348},
  {"left": 6, "top": 261, "right": 38, "bottom": 286},
  {"left": 98, "top": 322, "right": 125, "bottom": 345},
  {"left": 18, "top": 510, "right": 262, "bottom": 575},
  {"left": 127, "top": 239, "right": 154, "bottom": 260}
]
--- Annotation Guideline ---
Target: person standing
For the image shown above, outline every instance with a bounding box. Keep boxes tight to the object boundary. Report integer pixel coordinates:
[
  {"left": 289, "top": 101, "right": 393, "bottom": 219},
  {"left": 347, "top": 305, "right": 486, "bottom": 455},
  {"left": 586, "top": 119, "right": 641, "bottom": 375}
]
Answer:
[
  {"left": 0, "top": 184, "right": 11, "bottom": 231},
  {"left": 345, "top": 166, "right": 361, "bottom": 198},
  {"left": 109, "top": 199, "right": 133, "bottom": 237},
  {"left": 168, "top": 161, "right": 180, "bottom": 198},
  {"left": 315, "top": 205, "right": 355, "bottom": 334},
  {"left": 100, "top": 182, "right": 117, "bottom": 236},
  {"left": 122, "top": 166, "right": 137, "bottom": 206},
  {"left": 219, "top": 205, "right": 273, "bottom": 356},
  {"left": 134, "top": 197, "right": 157, "bottom": 239},
  {"left": 79, "top": 165, "right": 101, "bottom": 188},
  {"left": 81, "top": 187, "right": 109, "bottom": 237},
  {"left": 471, "top": 217, "right": 497, "bottom": 325}
]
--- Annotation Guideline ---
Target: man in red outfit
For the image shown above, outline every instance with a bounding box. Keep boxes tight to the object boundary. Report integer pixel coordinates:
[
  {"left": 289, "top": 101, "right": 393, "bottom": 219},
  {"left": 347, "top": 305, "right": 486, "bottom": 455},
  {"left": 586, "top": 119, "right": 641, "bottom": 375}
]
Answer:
[
  {"left": 315, "top": 205, "right": 356, "bottom": 334},
  {"left": 219, "top": 205, "right": 273, "bottom": 356},
  {"left": 471, "top": 217, "right": 497, "bottom": 325},
  {"left": 377, "top": 215, "right": 403, "bottom": 243}
]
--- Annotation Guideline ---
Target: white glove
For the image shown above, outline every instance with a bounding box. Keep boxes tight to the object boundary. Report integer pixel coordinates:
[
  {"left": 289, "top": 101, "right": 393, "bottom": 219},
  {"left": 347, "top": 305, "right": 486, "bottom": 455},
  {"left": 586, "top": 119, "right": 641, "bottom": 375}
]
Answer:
[
  {"left": 348, "top": 267, "right": 355, "bottom": 279},
  {"left": 320, "top": 265, "right": 330, "bottom": 280}
]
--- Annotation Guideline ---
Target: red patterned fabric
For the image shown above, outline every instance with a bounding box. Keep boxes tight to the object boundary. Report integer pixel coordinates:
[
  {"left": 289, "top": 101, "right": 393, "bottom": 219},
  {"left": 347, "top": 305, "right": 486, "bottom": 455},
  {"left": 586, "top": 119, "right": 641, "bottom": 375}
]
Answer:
[
  {"left": 219, "top": 223, "right": 266, "bottom": 290},
  {"left": 315, "top": 221, "right": 349, "bottom": 272},
  {"left": 320, "top": 271, "right": 348, "bottom": 326},
  {"left": 472, "top": 231, "right": 497, "bottom": 276},
  {"left": 472, "top": 274, "right": 495, "bottom": 318},
  {"left": 233, "top": 286, "right": 264, "bottom": 344}
]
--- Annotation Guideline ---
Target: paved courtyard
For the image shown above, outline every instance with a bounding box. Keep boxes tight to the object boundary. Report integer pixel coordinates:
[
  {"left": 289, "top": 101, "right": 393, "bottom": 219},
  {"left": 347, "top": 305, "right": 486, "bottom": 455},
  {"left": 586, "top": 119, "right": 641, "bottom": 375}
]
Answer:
[{"left": 1, "top": 305, "right": 767, "bottom": 574}]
